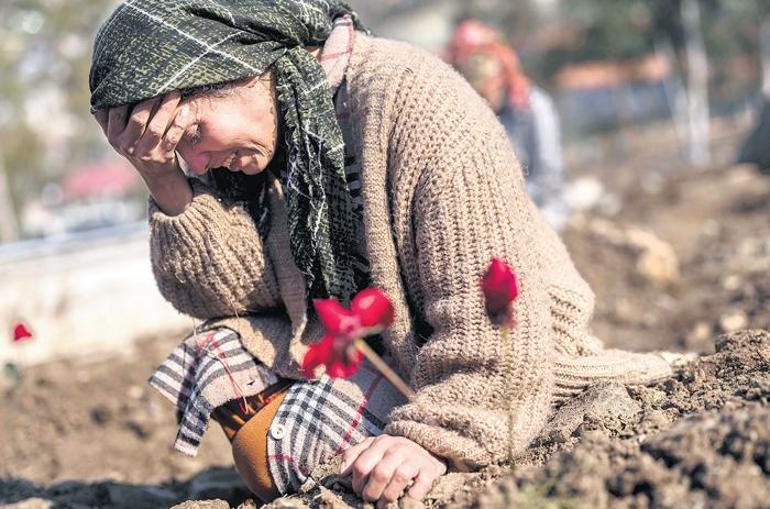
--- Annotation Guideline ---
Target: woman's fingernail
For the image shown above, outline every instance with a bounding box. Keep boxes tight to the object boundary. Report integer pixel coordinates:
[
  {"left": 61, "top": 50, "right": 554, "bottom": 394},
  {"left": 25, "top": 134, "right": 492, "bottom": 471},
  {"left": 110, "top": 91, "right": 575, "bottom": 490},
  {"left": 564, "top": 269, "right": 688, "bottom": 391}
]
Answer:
[{"left": 178, "top": 105, "right": 188, "bottom": 120}]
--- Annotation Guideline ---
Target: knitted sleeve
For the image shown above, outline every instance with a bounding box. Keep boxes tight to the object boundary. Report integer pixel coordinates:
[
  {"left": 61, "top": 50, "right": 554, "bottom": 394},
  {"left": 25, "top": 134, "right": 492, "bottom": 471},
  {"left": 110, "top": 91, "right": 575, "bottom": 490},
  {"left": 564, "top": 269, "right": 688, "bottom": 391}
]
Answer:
[
  {"left": 148, "top": 178, "right": 282, "bottom": 319},
  {"left": 383, "top": 119, "right": 554, "bottom": 470}
]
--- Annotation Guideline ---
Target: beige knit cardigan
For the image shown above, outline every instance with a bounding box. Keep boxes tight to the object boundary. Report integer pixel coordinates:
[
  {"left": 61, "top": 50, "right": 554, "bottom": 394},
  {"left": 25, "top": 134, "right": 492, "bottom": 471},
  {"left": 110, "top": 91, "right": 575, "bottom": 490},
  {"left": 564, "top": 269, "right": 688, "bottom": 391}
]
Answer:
[{"left": 149, "top": 33, "right": 672, "bottom": 469}]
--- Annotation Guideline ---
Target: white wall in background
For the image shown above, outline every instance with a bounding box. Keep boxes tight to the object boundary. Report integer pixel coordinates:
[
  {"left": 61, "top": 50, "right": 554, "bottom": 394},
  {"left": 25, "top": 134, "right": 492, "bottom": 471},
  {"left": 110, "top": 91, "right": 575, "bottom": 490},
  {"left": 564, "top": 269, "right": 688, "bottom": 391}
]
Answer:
[{"left": 0, "top": 225, "right": 191, "bottom": 366}]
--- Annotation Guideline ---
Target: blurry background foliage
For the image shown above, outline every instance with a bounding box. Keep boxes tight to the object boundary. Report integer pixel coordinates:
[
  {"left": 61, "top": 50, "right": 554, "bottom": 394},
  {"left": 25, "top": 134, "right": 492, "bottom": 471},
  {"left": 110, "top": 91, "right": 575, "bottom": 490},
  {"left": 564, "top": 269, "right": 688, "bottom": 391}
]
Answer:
[
  {"left": 1, "top": 0, "right": 120, "bottom": 221},
  {"left": 1, "top": 0, "right": 770, "bottom": 238}
]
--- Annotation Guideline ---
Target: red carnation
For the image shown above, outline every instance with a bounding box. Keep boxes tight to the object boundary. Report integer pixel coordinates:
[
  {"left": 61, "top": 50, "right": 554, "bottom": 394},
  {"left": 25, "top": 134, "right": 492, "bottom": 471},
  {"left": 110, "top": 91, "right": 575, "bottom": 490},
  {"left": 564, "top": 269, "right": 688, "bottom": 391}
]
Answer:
[
  {"left": 314, "top": 298, "right": 359, "bottom": 336},
  {"left": 481, "top": 258, "right": 519, "bottom": 327},
  {"left": 302, "top": 333, "right": 363, "bottom": 378},
  {"left": 12, "top": 322, "right": 33, "bottom": 343},
  {"left": 303, "top": 289, "right": 396, "bottom": 379},
  {"left": 350, "top": 288, "right": 395, "bottom": 334}
]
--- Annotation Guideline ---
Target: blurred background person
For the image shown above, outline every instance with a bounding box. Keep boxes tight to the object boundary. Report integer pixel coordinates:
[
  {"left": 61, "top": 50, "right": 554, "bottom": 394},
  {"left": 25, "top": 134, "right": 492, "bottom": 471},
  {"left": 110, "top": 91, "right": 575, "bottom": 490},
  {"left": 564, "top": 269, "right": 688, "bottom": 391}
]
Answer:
[{"left": 449, "top": 19, "right": 570, "bottom": 232}]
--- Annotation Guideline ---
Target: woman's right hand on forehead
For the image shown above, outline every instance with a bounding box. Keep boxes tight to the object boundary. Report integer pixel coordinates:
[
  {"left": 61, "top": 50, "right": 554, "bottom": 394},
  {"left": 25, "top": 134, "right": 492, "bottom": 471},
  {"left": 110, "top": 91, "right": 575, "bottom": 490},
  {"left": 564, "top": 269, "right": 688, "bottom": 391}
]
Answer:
[{"left": 93, "top": 91, "right": 194, "bottom": 216}]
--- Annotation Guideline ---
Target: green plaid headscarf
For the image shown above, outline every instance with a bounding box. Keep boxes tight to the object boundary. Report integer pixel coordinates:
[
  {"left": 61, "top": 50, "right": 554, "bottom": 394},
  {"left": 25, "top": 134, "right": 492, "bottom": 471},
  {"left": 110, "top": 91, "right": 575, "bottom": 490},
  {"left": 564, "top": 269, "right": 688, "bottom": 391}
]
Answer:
[{"left": 90, "top": 0, "right": 367, "bottom": 307}]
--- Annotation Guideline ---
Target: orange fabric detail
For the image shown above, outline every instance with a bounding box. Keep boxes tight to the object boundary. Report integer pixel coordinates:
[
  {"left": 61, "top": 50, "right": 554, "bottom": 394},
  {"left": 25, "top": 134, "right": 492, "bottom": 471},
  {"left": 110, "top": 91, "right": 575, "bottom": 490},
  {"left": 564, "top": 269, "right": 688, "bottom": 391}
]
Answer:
[{"left": 231, "top": 388, "right": 289, "bottom": 503}]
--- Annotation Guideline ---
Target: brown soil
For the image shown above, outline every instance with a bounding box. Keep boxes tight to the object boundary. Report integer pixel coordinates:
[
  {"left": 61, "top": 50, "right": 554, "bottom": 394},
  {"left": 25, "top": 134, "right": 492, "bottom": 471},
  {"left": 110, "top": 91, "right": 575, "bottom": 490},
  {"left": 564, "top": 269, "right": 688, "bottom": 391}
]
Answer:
[{"left": 2, "top": 131, "right": 769, "bottom": 508}]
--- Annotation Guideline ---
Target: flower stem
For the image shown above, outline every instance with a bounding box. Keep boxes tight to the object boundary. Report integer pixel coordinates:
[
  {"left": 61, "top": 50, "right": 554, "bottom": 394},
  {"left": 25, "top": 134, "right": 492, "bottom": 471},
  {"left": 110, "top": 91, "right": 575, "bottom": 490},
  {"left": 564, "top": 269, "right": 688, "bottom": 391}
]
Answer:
[
  {"left": 355, "top": 339, "right": 471, "bottom": 473},
  {"left": 354, "top": 339, "right": 416, "bottom": 400},
  {"left": 500, "top": 325, "right": 517, "bottom": 474}
]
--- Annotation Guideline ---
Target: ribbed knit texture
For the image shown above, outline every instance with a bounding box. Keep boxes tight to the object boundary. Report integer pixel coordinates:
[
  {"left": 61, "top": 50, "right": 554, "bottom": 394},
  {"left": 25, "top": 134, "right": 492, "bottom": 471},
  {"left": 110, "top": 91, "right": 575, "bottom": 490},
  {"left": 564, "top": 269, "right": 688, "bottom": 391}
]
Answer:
[
  {"left": 148, "top": 33, "right": 672, "bottom": 469},
  {"left": 149, "top": 179, "right": 282, "bottom": 318}
]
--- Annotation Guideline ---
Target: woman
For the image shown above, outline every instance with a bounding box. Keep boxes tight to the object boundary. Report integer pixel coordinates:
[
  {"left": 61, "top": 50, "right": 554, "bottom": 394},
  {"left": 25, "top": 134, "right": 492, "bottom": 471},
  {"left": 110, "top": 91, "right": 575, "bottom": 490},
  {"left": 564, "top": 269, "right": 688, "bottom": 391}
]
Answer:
[
  {"left": 449, "top": 19, "right": 570, "bottom": 232},
  {"left": 90, "top": 1, "right": 674, "bottom": 506}
]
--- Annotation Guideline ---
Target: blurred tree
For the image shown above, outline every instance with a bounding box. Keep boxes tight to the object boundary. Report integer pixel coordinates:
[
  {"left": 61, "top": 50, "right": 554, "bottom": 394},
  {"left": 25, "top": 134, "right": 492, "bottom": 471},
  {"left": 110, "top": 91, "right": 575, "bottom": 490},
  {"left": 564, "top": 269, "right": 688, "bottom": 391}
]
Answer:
[
  {"left": 538, "top": 0, "right": 656, "bottom": 78},
  {"left": 680, "top": 0, "right": 710, "bottom": 166},
  {"left": 0, "top": 0, "right": 117, "bottom": 238},
  {"left": 532, "top": 0, "right": 770, "bottom": 163}
]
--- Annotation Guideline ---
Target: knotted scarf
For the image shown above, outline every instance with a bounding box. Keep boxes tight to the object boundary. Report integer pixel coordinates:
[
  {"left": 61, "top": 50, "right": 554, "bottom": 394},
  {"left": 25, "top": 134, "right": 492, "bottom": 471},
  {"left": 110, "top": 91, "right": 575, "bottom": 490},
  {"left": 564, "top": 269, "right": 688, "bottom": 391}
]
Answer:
[{"left": 90, "top": 0, "right": 366, "bottom": 306}]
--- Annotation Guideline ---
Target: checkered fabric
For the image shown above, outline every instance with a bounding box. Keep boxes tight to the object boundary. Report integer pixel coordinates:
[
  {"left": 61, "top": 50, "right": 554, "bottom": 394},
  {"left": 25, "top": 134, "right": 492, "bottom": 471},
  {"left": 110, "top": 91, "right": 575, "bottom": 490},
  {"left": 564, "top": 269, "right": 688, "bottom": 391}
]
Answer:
[
  {"left": 267, "top": 362, "right": 399, "bottom": 494},
  {"left": 149, "top": 328, "right": 279, "bottom": 456},
  {"left": 150, "top": 327, "right": 405, "bottom": 493}
]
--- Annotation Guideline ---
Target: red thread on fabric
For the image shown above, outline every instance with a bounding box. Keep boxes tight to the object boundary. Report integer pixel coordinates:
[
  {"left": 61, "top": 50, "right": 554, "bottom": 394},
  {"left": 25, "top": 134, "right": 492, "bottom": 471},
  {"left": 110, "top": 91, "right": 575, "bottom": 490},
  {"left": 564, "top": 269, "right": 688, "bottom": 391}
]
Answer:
[
  {"left": 320, "top": 49, "right": 352, "bottom": 61},
  {"left": 332, "top": 372, "right": 385, "bottom": 456},
  {"left": 196, "top": 331, "right": 252, "bottom": 415},
  {"left": 267, "top": 453, "right": 311, "bottom": 476},
  {"left": 320, "top": 18, "right": 354, "bottom": 62}
]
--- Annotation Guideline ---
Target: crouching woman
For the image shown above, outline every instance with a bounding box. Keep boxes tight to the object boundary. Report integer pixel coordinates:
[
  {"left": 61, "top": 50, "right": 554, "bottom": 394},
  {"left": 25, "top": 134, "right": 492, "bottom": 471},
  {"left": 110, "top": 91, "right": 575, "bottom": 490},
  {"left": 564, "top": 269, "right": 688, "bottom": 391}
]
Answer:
[{"left": 89, "top": 0, "right": 674, "bottom": 505}]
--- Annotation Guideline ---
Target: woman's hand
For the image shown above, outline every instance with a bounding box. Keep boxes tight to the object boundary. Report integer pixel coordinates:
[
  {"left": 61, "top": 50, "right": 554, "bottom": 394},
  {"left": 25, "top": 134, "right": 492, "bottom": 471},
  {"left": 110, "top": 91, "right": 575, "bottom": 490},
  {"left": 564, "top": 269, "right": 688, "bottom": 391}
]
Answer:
[
  {"left": 93, "top": 91, "right": 194, "bottom": 216},
  {"left": 339, "top": 434, "right": 447, "bottom": 508}
]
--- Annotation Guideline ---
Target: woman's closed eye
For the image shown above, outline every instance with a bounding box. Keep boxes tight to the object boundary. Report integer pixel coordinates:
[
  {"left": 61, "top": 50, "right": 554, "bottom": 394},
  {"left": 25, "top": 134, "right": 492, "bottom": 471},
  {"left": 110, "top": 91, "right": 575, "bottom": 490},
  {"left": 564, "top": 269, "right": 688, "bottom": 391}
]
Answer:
[
  {"left": 179, "top": 122, "right": 202, "bottom": 148},
  {"left": 186, "top": 124, "right": 202, "bottom": 146}
]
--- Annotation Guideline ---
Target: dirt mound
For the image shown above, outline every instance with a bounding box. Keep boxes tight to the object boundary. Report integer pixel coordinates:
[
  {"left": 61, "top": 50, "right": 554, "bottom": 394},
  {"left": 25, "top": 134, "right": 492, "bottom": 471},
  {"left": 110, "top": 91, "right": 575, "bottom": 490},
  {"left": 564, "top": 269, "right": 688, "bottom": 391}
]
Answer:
[
  {"left": 7, "top": 327, "right": 766, "bottom": 509},
  {"left": 245, "top": 330, "right": 770, "bottom": 509},
  {"left": 461, "top": 329, "right": 770, "bottom": 509}
]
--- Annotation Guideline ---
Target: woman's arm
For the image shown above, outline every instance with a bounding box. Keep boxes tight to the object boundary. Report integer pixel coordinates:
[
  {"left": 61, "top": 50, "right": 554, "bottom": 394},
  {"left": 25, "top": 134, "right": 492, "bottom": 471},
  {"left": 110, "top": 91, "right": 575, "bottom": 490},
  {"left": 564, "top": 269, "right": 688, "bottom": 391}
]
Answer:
[
  {"left": 383, "top": 137, "right": 555, "bottom": 469},
  {"left": 149, "top": 178, "right": 282, "bottom": 319},
  {"left": 93, "top": 94, "right": 282, "bottom": 319}
]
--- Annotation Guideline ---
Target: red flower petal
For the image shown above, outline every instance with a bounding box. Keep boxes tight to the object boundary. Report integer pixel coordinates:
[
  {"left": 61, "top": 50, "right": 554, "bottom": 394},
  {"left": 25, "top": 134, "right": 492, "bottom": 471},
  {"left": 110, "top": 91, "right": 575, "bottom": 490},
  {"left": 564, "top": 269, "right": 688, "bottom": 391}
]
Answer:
[
  {"left": 302, "top": 334, "right": 363, "bottom": 379},
  {"left": 302, "top": 335, "right": 334, "bottom": 377},
  {"left": 351, "top": 288, "right": 395, "bottom": 334},
  {"left": 12, "top": 322, "right": 33, "bottom": 343},
  {"left": 327, "top": 348, "right": 363, "bottom": 378},
  {"left": 313, "top": 298, "right": 358, "bottom": 335},
  {"left": 481, "top": 258, "right": 519, "bottom": 320},
  {"left": 306, "top": 288, "right": 398, "bottom": 380}
]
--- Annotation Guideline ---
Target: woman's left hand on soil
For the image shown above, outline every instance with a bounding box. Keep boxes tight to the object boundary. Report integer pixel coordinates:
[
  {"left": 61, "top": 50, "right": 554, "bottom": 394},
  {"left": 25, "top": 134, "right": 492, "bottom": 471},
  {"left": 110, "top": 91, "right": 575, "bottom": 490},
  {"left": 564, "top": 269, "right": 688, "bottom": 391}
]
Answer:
[{"left": 339, "top": 434, "right": 447, "bottom": 507}]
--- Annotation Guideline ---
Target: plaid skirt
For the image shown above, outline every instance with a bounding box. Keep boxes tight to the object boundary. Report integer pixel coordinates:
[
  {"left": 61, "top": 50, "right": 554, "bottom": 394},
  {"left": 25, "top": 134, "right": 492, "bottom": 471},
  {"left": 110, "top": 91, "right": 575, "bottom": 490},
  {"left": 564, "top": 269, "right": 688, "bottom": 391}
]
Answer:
[{"left": 149, "top": 327, "right": 407, "bottom": 495}]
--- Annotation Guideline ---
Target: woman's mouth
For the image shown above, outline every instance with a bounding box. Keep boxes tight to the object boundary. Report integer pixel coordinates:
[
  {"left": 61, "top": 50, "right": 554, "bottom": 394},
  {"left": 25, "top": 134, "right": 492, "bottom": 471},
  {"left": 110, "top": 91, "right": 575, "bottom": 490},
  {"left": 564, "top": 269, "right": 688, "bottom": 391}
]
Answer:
[{"left": 222, "top": 151, "right": 237, "bottom": 171}]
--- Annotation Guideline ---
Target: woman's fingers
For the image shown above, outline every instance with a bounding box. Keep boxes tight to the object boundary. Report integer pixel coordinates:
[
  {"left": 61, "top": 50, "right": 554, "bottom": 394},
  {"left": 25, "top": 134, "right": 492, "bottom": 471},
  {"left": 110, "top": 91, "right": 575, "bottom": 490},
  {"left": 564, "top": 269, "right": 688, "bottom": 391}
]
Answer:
[
  {"left": 106, "top": 105, "right": 130, "bottom": 145},
  {"left": 134, "top": 91, "right": 181, "bottom": 156},
  {"left": 350, "top": 438, "right": 391, "bottom": 496},
  {"left": 361, "top": 451, "right": 404, "bottom": 502},
  {"left": 117, "top": 97, "right": 160, "bottom": 154},
  {"left": 377, "top": 461, "right": 419, "bottom": 507},
  {"left": 339, "top": 437, "right": 375, "bottom": 476},
  {"left": 340, "top": 435, "right": 446, "bottom": 506},
  {"left": 406, "top": 464, "right": 441, "bottom": 500},
  {"left": 161, "top": 103, "right": 192, "bottom": 155}
]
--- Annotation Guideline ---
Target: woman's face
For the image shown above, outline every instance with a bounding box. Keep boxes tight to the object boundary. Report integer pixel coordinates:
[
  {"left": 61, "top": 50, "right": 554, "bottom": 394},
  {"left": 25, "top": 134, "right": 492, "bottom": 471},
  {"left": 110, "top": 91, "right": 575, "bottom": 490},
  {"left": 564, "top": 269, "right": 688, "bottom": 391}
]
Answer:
[
  {"left": 175, "top": 76, "right": 279, "bottom": 176},
  {"left": 462, "top": 54, "right": 506, "bottom": 113}
]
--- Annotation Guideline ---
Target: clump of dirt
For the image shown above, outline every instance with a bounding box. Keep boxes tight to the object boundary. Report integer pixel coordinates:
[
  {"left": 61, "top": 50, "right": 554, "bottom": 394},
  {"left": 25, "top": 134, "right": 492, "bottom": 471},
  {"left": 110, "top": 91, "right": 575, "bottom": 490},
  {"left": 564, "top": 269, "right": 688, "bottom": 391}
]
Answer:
[{"left": 10, "top": 324, "right": 768, "bottom": 509}]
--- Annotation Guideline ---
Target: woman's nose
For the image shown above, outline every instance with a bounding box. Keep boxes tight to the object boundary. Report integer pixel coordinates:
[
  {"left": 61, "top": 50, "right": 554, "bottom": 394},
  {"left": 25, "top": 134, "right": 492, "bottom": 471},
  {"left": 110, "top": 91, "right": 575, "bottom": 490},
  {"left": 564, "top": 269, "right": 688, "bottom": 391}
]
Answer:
[{"left": 177, "top": 146, "right": 209, "bottom": 175}]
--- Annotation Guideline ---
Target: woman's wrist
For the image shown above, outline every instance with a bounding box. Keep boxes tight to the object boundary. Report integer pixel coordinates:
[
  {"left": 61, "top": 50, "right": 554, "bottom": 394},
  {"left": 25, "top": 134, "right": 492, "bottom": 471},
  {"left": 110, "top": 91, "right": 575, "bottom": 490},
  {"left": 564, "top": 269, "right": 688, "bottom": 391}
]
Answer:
[{"left": 143, "top": 171, "right": 193, "bottom": 216}]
